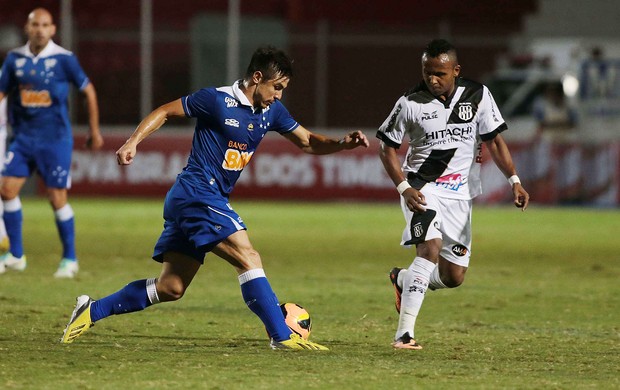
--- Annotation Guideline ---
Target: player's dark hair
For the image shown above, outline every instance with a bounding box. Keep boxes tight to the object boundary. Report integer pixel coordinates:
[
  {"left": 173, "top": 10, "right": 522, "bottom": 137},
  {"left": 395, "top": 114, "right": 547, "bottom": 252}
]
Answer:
[
  {"left": 244, "top": 46, "right": 293, "bottom": 81},
  {"left": 424, "top": 39, "right": 457, "bottom": 60}
]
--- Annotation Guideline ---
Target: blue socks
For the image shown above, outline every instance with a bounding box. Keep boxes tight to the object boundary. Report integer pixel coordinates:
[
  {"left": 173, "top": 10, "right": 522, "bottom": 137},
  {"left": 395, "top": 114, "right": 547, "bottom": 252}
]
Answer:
[
  {"left": 91, "top": 279, "right": 156, "bottom": 322},
  {"left": 3, "top": 198, "right": 24, "bottom": 258},
  {"left": 88, "top": 270, "right": 291, "bottom": 343},
  {"left": 239, "top": 269, "right": 291, "bottom": 342},
  {"left": 54, "top": 204, "right": 76, "bottom": 260}
]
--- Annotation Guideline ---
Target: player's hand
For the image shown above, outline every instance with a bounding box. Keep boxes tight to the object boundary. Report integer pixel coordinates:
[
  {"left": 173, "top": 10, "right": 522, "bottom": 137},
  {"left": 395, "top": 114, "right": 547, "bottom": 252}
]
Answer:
[
  {"left": 116, "top": 141, "right": 138, "bottom": 165},
  {"left": 402, "top": 187, "right": 427, "bottom": 213},
  {"left": 513, "top": 183, "right": 529, "bottom": 211},
  {"left": 339, "top": 130, "right": 370, "bottom": 149},
  {"left": 86, "top": 132, "right": 104, "bottom": 150}
]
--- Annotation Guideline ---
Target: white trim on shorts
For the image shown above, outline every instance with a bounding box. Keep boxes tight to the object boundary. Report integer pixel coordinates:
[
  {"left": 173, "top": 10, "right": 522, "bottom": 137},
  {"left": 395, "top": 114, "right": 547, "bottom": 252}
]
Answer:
[{"left": 400, "top": 188, "right": 473, "bottom": 267}]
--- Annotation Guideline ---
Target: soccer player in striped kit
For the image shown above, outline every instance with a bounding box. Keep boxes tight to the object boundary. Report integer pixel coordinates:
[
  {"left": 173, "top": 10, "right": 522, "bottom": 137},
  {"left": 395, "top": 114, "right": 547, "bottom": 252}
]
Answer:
[
  {"left": 377, "top": 39, "right": 529, "bottom": 349},
  {"left": 61, "top": 46, "right": 369, "bottom": 350},
  {"left": 0, "top": 8, "right": 103, "bottom": 278}
]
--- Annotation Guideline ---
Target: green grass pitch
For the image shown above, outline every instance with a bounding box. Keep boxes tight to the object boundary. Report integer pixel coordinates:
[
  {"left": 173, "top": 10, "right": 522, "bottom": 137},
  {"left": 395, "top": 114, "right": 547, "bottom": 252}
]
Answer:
[{"left": 0, "top": 197, "right": 618, "bottom": 389}]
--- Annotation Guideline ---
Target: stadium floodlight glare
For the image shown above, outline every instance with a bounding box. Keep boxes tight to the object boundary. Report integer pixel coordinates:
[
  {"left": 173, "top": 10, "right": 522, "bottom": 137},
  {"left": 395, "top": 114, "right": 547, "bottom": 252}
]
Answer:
[{"left": 562, "top": 74, "right": 579, "bottom": 97}]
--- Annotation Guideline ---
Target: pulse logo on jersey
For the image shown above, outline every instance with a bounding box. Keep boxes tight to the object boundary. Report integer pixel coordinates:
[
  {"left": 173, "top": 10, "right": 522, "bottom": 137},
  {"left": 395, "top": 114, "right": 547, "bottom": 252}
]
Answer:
[
  {"left": 20, "top": 89, "right": 52, "bottom": 107},
  {"left": 421, "top": 110, "right": 438, "bottom": 121},
  {"left": 435, "top": 173, "right": 465, "bottom": 191}
]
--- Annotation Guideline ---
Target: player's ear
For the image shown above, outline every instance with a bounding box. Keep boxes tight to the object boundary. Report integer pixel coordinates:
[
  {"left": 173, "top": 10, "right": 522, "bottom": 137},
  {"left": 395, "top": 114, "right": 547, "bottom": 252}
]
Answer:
[
  {"left": 453, "top": 64, "right": 461, "bottom": 78},
  {"left": 51, "top": 23, "right": 57, "bottom": 37},
  {"left": 252, "top": 71, "right": 263, "bottom": 84}
]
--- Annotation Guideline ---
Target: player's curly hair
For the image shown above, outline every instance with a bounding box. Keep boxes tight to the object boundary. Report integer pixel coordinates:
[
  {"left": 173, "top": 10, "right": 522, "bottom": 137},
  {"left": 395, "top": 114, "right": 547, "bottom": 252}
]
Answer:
[
  {"left": 244, "top": 46, "right": 293, "bottom": 81},
  {"left": 424, "top": 39, "right": 458, "bottom": 60}
]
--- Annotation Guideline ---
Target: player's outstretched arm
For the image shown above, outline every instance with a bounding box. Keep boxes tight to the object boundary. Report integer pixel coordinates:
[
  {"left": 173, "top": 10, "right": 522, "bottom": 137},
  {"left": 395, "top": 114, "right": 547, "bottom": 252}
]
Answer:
[
  {"left": 81, "top": 83, "right": 104, "bottom": 150},
  {"left": 283, "top": 126, "right": 369, "bottom": 155},
  {"left": 484, "top": 134, "right": 530, "bottom": 210},
  {"left": 116, "top": 99, "right": 185, "bottom": 165}
]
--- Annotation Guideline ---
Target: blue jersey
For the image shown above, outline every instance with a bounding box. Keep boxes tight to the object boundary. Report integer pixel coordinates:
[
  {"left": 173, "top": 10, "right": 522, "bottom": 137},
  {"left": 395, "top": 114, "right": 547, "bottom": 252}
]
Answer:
[
  {"left": 180, "top": 80, "right": 299, "bottom": 196},
  {"left": 0, "top": 40, "right": 89, "bottom": 142}
]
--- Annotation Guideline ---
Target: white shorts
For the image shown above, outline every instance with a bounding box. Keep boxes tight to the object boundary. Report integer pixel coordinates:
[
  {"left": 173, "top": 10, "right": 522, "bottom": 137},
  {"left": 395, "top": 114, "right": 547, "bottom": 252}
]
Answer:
[{"left": 400, "top": 190, "right": 472, "bottom": 267}]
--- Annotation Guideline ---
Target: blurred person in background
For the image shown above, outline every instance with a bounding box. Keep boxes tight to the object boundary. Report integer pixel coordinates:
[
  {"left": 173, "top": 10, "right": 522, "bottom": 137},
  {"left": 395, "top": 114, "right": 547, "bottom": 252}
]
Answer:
[
  {"left": 60, "top": 46, "right": 369, "bottom": 350},
  {"left": 0, "top": 86, "right": 9, "bottom": 273},
  {"left": 377, "top": 39, "right": 529, "bottom": 350},
  {"left": 0, "top": 8, "right": 103, "bottom": 278},
  {"left": 530, "top": 82, "right": 580, "bottom": 203}
]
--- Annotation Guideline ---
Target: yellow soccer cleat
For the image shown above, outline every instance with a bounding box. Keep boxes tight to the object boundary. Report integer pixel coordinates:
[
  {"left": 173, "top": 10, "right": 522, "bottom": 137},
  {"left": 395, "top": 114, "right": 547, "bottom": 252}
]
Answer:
[
  {"left": 60, "top": 295, "right": 95, "bottom": 343},
  {"left": 0, "top": 236, "right": 9, "bottom": 255},
  {"left": 270, "top": 333, "right": 329, "bottom": 351}
]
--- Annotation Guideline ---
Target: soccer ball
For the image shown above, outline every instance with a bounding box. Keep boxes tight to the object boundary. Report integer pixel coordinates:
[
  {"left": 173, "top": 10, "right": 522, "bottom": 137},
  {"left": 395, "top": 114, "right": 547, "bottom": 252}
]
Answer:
[{"left": 280, "top": 302, "right": 312, "bottom": 340}]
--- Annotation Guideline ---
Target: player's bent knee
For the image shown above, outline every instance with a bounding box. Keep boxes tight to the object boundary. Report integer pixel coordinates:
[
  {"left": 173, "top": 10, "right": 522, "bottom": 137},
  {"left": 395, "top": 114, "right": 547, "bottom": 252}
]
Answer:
[{"left": 156, "top": 279, "right": 187, "bottom": 302}]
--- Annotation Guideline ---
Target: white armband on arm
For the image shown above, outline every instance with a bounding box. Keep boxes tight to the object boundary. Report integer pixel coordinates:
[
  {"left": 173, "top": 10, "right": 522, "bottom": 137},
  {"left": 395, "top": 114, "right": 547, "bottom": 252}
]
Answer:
[
  {"left": 396, "top": 180, "right": 412, "bottom": 195},
  {"left": 508, "top": 175, "right": 521, "bottom": 186}
]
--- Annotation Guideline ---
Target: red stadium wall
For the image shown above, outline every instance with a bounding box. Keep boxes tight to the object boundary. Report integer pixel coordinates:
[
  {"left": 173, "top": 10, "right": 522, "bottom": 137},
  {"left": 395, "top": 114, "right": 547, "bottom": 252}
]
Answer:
[{"left": 66, "top": 133, "right": 620, "bottom": 206}]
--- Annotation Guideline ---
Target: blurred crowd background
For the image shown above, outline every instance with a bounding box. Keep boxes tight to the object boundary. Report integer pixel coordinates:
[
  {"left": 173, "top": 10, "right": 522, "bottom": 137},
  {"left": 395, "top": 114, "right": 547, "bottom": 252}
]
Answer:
[{"left": 1, "top": 0, "right": 619, "bottom": 206}]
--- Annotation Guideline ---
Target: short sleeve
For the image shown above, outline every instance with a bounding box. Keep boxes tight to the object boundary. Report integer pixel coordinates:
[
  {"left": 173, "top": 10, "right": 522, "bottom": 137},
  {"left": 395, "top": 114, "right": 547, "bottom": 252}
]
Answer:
[
  {"left": 182, "top": 88, "right": 216, "bottom": 118},
  {"left": 478, "top": 86, "right": 507, "bottom": 141},
  {"left": 269, "top": 101, "right": 299, "bottom": 134},
  {"left": 376, "top": 96, "right": 409, "bottom": 149},
  {"left": 64, "top": 55, "right": 90, "bottom": 90}
]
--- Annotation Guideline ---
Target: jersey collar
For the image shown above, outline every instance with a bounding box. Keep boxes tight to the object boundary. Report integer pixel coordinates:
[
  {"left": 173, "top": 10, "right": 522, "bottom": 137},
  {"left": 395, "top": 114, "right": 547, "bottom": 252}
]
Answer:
[
  {"left": 22, "top": 40, "right": 59, "bottom": 61},
  {"left": 232, "top": 80, "right": 253, "bottom": 108}
]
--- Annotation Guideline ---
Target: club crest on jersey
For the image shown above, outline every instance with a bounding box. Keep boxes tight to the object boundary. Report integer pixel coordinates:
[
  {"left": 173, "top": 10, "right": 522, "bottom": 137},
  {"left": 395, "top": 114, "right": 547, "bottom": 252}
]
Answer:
[
  {"left": 421, "top": 110, "right": 438, "bottom": 121},
  {"left": 248, "top": 123, "right": 254, "bottom": 131},
  {"left": 225, "top": 97, "right": 238, "bottom": 108},
  {"left": 44, "top": 58, "right": 57, "bottom": 71},
  {"left": 457, "top": 103, "right": 473, "bottom": 121},
  {"left": 15, "top": 58, "right": 26, "bottom": 68}
]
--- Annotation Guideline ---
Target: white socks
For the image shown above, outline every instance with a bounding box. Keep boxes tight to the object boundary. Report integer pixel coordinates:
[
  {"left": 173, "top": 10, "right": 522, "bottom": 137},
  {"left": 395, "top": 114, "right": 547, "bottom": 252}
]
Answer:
[
  {"left": 395, "top": 257, "right": 436, "bottom": 340},
  {"left": 428, "top": 265, "right": 448, "bottom": 290}
]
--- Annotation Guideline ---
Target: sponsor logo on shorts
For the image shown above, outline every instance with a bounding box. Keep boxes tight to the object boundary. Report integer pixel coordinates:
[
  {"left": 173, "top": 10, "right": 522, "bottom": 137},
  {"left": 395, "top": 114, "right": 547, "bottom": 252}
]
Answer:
[{"left": 451, "top": 244, "right": 468, "bottom": 257}]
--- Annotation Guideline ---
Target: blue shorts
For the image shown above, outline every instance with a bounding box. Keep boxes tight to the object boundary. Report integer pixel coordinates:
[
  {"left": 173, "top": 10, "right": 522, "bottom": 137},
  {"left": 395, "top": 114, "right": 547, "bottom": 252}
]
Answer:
[
  {"left": 153, "top": 176, "right": 247, "bottom": 263},
  {"left": 3, "top": 136, "right": 73, "bottom": 189}
]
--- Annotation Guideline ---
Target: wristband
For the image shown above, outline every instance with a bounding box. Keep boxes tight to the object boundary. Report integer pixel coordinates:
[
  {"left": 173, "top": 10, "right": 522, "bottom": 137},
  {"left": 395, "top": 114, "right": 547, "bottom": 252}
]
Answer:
[
  {"left": 508, "top": 175, "right": 521, "bottom": 186},
  {"left": 396, "top": 180, "right": 412, "bottom": 195}
]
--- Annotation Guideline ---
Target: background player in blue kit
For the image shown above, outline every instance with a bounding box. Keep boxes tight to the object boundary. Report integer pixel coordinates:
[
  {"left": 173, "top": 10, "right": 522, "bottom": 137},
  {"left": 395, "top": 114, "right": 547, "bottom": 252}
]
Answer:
[
  {"left": 61, "top": 46, "right": 369, "bottom": 350},
  {"left": 0, "top": 8, "right": 104, "bottom": 278}
]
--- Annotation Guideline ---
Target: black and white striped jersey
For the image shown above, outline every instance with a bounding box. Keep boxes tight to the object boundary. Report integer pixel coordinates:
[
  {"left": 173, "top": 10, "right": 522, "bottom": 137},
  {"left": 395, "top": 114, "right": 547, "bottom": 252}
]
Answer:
[{"left": 377, "top": 78, "right": 507, "bottom": 200}]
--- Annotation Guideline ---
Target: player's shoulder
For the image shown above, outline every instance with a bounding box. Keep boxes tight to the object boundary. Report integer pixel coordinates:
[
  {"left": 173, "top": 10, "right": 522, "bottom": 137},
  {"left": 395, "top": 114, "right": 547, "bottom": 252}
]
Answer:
[
  {"left": 403, "top": 81, "right": 436, "bottom": 104},
  {"left": 46, "top": 42, "right": 74, "bottom": 57},
  {"left": 457, "top": 77, "right": 484, "bottom": 91},
  {"left": 456, "top": 77, "right": 490, "bottom": 103}
]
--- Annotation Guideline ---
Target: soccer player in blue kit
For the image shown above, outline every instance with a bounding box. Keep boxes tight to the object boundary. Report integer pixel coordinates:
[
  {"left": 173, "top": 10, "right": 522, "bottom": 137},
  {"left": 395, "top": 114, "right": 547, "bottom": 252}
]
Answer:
[
  {"left": 0, "top": 8, "right": 103, "bottom": 278},
  {"left": 61, "top": 46, "right": 369, "bottom": 350}
]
